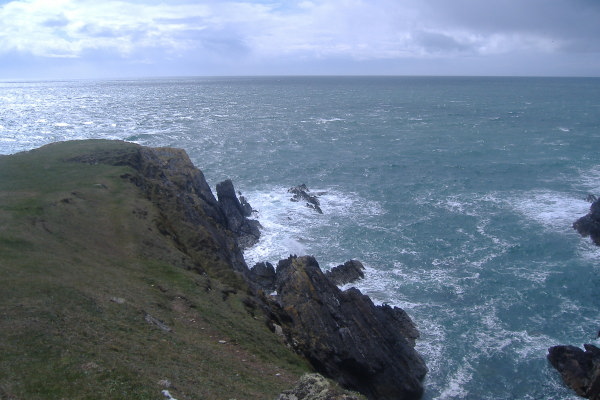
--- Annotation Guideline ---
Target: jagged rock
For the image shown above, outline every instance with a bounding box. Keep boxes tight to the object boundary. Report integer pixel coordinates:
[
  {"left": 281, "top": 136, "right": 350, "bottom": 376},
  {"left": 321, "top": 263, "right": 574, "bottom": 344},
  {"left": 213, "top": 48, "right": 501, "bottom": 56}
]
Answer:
[
  {"left": 239, "top": 192, "right": 254, "bottom": 217},
  {"left": 325, "top": 260, "right": 365, "bottom": 286},
  {"left": 574, "top": 197, "right": 600, "bottom": 245},
  {"left": 289, "top": 184, "right": 323, "bottom": 214},
  {"left": 266, "top": 256, "right": 426, "bottom": 400},
  {"left": 216, "top": 179, "right": 261, "bottom": 248},
  {"left": 277, "top": 373, "right": 365, "bottom": 400},
  {"left": 548, "top": 344, "right": 600, "bottom": 399},
  {"left": 249, "top": 261, "right": 276, "bottom": 291}
]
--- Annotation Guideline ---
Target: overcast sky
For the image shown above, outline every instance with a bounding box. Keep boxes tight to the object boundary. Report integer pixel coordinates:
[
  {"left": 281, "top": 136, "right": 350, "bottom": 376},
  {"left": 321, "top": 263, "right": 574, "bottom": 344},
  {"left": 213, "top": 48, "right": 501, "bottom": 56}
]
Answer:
[{"left": 1, "top": 0, "right": 599, "bottom": 79}]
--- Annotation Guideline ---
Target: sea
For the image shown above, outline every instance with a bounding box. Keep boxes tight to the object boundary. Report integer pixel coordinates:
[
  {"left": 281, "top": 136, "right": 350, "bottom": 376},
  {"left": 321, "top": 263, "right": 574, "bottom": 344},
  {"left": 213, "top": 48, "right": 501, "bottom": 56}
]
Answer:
[{"left": 1, "top": 76, "right": 599, "bottom": 399}]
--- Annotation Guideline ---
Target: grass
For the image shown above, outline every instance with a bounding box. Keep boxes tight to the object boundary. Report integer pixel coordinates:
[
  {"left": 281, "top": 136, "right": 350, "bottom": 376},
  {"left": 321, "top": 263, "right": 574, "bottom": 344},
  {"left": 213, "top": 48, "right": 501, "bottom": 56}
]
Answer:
[{"left": 0, "top": 140, "right": 310, "bottom": 400}]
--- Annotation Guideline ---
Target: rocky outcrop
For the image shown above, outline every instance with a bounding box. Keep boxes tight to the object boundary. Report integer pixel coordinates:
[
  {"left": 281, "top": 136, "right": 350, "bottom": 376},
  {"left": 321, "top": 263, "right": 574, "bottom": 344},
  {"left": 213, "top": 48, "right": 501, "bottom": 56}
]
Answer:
[
  {"left": 574, "top": 197, "right": 600, "bottom": 245},
  {"left": 264, "top": 256, "right": 427, "bottom": 400},
  {"left": 325, "top": 260, "right": 365, "bottom": 286},
  {"left": 548, "top": 344, "right": 600, "bottom": 400},
  {"left": 216, "top": 179, "right": 261, "bottom": 248},
  {"left": 248, "top": 261, "right": 276, "bottom": 291},
  {"left": 289, "top": 184, "right": 323, "bottom": 214},
  {"left": 277, "top": 374, "right": 365, "bottom": 400},
  {"left": 68, "top": 142, "right": 250, "bottom": 281}
]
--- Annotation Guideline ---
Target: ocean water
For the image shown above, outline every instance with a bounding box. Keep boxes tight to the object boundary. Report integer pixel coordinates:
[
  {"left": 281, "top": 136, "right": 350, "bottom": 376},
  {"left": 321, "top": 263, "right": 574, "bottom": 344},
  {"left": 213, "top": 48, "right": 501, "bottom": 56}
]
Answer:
[{"left": 1, "top": 76, "right": 599, "bottom": 399}]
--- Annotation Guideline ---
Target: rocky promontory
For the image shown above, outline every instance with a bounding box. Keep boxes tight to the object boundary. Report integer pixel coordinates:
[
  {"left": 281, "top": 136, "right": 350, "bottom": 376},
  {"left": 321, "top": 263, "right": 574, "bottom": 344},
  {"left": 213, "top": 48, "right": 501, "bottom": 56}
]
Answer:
[{"left": 0, "top": 140, "right": 426, "bottom": 400}]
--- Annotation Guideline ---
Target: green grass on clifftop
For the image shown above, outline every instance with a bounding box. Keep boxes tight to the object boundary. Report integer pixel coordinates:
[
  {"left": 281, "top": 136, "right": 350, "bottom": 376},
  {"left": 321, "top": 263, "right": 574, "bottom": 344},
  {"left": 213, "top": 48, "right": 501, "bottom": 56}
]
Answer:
[{"left": 0, "top": 140, "right": 310, "bottom": 400}]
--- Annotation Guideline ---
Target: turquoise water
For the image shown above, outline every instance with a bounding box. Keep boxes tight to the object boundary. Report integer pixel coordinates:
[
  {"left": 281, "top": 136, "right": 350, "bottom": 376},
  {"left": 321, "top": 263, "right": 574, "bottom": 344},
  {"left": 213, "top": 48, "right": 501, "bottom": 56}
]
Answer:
[{"left": 1, "top": 76, "right": 599, "bottom": 399}]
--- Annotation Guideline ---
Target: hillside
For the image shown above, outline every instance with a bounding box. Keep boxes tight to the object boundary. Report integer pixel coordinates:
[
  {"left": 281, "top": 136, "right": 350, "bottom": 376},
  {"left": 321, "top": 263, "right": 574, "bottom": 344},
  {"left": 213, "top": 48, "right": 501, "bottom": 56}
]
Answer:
[{"left": 0, "top": 140, "right": 311, "bottom": 399}]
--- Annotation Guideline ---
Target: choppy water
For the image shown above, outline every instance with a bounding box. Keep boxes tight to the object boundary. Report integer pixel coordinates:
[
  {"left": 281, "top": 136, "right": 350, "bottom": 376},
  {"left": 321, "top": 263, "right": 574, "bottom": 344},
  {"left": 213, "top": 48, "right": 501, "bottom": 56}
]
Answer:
[{"left": 2, "top": 76, "right": 599, "bottom": 399}]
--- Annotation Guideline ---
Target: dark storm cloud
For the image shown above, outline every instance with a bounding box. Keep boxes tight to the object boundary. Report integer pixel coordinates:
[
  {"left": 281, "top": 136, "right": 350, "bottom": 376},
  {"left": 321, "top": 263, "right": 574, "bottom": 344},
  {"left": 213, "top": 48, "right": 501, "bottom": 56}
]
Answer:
[
  {"left": 413, "top": 31, "right": 471, "bottom": 54},
  {"left": 421, "top": 0, "right": 600, "bottom": 52}
]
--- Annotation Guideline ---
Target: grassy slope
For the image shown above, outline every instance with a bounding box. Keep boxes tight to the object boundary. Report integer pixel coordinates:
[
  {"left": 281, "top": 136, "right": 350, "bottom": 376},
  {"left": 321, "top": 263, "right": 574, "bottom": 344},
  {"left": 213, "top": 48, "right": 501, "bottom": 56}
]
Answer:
[{"left": 0, "top": 140, "right": 309, "bottom": 400}]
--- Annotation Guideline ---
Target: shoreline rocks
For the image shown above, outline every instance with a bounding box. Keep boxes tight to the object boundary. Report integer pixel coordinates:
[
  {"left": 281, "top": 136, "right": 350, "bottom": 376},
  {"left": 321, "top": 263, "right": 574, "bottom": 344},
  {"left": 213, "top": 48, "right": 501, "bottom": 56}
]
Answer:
[
  {"left": 548, "top": 344, "right": 600, "bottom": 400},
  {"left": 325, "top": 260, "right": 365, "bottom": 286},
  {"left": 573, "top": 196, "right": 600, "bottom": 245},
  {"left": 216, "top": 179, "right": 261, "bottom": 249},
  {"left": 263, "top": 256, "right": 427, "bottom": 400},
  {"left": 289, "top": 184, "right": 323, "bottom": 214}
]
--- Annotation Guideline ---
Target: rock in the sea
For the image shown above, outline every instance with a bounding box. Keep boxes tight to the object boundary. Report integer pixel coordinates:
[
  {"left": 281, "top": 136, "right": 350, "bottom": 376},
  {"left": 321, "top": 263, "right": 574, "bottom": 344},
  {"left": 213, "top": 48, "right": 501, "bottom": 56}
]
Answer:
[
  {"left": 573, "top": 197, "right": 600, "bottom": 245},
  {"left": 325, "top": 260, "right": 365, "bottom": 286},
  {"left": 216, "top": 179, "right": 261, "bottom": 248},
  {"left": 266, "top": 256, "right": 426, "bottom": 400},
  {"left": 548, "top": 344, "right": 600, "bottom": 400},
  {"left": 289, "top": 184, "right": 323, "bottom": 214},
  {"left": 277, "top": 373, "right": 365, "bottom": 400}
]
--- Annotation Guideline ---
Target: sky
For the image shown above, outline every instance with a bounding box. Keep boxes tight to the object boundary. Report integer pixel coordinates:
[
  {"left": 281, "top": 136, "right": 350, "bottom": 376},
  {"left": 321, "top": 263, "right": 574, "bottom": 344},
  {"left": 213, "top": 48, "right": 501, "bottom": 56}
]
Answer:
[{"left": 0, "top": 0, "right": 599, "bottom": 79}]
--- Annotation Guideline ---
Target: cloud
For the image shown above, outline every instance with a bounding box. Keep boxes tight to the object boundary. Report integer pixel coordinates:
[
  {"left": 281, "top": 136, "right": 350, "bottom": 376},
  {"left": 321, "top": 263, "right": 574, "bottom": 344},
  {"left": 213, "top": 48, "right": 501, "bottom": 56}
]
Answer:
[{"left": 0, "top": 0, "right": 598, "bottom": 77}]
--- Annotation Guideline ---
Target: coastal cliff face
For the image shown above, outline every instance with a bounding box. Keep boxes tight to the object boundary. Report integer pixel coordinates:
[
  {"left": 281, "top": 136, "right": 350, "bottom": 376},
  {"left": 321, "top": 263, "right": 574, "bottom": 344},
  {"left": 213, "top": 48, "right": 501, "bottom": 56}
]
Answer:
[
  {"left": 0, "top": 140, "right": 425, "bottom": 400},
  {"left": 68, "top": 143, "right": 250, "bottom": 282}
]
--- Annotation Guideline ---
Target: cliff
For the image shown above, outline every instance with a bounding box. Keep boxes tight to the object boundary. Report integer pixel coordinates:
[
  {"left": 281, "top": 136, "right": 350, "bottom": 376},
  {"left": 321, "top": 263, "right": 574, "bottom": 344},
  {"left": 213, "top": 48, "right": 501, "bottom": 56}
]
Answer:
[
  {"left": 0, "top": 140, "right": 424, "bottom": 399},
  {"left": 0, "top": 140, "right": 309, "bottom": 399}
]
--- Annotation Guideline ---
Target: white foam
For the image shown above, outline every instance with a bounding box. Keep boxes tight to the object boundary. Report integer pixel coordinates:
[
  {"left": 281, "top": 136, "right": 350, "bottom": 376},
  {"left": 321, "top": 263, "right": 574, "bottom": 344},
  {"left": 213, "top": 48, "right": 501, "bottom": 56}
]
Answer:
[
  {"left": 438, "top": 364, "right": 473, "bottom": 399},
  {"left": 507, "top": 190, "right": 589, "bottom": 232},
  {"left": 242, "top": 185, "right": 383, "bottom": 266},
  {"left": 577, "top": 165, "right": 600, "bottom": 194},
  {"left": 511, "top": 265, "right": 551, "bottom": 285},
  {"left": 315, "top": 117, "right": 344, "bottom": 124},
  {"left": 53, "top": 122, "right": 70, "bottom": 127}
]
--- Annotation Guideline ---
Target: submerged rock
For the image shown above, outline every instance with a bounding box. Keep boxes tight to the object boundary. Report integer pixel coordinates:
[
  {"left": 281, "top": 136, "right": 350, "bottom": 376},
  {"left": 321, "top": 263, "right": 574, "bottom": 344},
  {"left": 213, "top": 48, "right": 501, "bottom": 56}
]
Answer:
[
  {"left": 265, "top": 256, "right": 426, "bottom": 400},
  {"left": 216, "top": 179, "right": 261, "bottom": 248},
  {"left": 548, "top": 344, "right": 600, "bottom": 400},
  {"left": 325, "top": 260, "right": 365, "bottom": 286},
  {"left": 289, "top": 184, "right": 323, "bottom": 214},
  {"left": 573, "top": 197, "right": 600, "bottom": 245}
]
